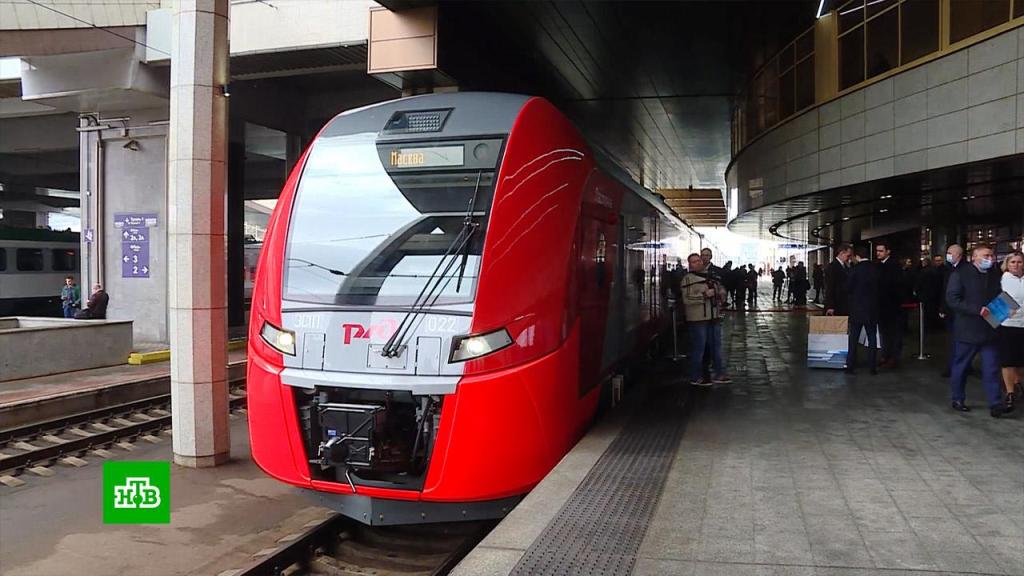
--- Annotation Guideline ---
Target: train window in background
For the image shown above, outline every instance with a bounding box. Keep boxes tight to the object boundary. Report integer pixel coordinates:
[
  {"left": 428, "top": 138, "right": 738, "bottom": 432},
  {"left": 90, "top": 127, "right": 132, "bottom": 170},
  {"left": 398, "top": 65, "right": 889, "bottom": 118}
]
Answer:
[
  {"left": 950, "top": 0, "right": 1010, "bottom": 44},
  {"left": 51, "top": 249, "right": 78, "bottom": 271},
  {"left": 16, "top": 248, "right": 44, "bottom": 271},
  {"left": 0, "top": 248, "right": 6, "bottom": 271}
]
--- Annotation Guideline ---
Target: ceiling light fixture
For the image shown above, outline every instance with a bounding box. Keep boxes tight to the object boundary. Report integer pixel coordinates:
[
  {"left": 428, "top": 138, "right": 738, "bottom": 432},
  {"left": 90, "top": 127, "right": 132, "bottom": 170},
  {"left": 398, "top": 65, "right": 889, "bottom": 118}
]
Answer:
[{"left": 842, "top": 217, "right": 850, "bottom": 221}]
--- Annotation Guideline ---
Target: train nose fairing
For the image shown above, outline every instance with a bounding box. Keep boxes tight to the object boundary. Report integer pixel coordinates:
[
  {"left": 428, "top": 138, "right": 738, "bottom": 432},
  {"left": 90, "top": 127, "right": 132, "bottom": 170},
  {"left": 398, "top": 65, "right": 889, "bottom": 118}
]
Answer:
[
  {"left": 266, "top": 127, "right": 506, "bottom": 490},
  {"left": 271, "top": 307, "right": 473, "bottom": 489}
]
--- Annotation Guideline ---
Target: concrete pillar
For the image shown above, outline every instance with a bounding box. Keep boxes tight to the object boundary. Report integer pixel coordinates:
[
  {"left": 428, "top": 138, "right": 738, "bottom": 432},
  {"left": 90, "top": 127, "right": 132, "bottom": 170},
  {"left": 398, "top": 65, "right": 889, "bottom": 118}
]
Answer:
[{"left": 169, "top": 0, "right": 230, "bottom": 468}]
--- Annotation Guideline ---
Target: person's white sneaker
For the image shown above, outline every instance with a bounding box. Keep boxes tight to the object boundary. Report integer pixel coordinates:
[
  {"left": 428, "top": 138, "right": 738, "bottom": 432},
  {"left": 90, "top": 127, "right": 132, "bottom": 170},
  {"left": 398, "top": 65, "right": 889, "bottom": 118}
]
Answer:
[
  {"left": 691, "top": 379, "right": 713, "bottom": 387},
  {"left": 712, "top": 374, "right": 733, "bottom": 384}
]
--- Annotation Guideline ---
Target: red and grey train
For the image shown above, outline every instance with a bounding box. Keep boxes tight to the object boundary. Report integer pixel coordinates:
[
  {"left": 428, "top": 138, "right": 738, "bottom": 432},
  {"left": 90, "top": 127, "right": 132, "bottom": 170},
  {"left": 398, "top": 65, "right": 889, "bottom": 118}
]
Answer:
[{"left": 247, "top": 92, "right": 702, "bottom": 524}]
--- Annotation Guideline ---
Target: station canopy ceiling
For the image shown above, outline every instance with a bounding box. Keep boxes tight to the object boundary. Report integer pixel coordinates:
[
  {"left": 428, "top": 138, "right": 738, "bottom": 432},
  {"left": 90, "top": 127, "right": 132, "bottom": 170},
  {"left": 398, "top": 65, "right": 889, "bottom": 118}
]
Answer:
[{"left": 380, "top": 0, "right": 816, "bottom": 228}]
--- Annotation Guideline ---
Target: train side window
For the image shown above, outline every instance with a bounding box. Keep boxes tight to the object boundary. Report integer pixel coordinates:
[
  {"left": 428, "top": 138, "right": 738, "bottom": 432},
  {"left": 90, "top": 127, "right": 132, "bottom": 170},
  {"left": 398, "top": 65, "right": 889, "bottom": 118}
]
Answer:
[
  {"left": 52, "top": 249, "right": 78, "bottom": 271},
  {"left": 0, "top": 248, "right": 6, "bottom": 272},
  {"left": 16, "top": 248, "right": 44, "bottom": 271}
]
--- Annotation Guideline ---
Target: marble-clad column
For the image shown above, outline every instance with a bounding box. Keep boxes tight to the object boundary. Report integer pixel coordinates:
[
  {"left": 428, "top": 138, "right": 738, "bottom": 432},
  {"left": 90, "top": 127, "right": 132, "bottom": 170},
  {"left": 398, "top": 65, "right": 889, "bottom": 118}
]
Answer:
[{"left": 169, "top": 0, "right": 230, "bottom": 467}]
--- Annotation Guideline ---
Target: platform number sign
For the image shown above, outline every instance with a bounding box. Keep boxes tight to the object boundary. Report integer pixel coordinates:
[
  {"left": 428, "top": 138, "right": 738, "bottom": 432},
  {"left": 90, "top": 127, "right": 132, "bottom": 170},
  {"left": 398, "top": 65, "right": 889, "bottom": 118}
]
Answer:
[
  {"left": 114, "top": 213, "right": 157, "bottom": 278},
  {"left": 103, "top": 461, "right": 170, "bottom": 524}
]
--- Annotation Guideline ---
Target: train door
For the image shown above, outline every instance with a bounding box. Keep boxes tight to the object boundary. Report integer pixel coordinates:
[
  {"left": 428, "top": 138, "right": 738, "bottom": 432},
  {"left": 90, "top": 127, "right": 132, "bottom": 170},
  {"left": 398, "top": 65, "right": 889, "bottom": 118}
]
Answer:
[{"left": 577, "top": 200, "right": 616, "bottom": 396}]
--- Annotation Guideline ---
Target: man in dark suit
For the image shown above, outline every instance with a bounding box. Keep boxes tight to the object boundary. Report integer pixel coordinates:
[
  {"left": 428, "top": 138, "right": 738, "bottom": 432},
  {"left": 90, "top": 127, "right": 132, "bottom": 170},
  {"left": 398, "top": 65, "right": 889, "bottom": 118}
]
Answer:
[
  {"left": 945, "top": 243, "right": 1007, "bottom": 417},
  {"left": 940, "top": 243, "right": 965, "bottom": 377},
  {"left": 824, "top": 243, "right": 852, "bottom": 316},
  {"left": 846, "top": 248, "right": 880, "bottom": 374},
  {"left": 916, "top": 255, "right": 947, "bottom": 331},
  {"left": 875, "top": 240, "right": 903, "bottom": 368}
]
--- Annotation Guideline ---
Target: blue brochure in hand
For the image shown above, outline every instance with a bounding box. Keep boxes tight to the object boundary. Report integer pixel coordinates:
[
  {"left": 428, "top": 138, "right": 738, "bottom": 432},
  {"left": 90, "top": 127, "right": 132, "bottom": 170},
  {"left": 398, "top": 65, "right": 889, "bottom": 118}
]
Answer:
[{"left": 985, "top": 292, "right": 1021, "bottom": 328}]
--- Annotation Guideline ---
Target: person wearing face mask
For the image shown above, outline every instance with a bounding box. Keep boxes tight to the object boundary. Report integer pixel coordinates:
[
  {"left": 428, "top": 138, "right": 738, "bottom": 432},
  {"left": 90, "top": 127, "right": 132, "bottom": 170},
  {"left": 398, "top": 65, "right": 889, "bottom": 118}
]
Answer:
[
  {"left": 945, "top": 243, "right": 1009, "bottom": 417},
  {"left": 998, "top": 251, "right": 1024, "bottom": 410},
  {"left": 940, "top": 243, "right": 965, "bottom": 378}
]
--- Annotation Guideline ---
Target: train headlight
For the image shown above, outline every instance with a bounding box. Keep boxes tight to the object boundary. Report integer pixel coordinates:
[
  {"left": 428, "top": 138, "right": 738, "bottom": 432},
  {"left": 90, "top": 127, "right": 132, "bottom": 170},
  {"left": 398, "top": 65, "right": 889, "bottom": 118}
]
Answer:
[
  {"left": 260, "top": 320, "right": 296, "bottom": 356},
  {"left": 449, "top": 328, "right": 513, "bottom": 363}
]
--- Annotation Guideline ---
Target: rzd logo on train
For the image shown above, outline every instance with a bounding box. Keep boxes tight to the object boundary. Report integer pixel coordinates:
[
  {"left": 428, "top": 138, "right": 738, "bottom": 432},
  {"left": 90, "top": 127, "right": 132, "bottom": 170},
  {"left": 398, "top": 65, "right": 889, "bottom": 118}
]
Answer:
[{"left": 343, "top": 321, "right": 398, "bottom": 344}]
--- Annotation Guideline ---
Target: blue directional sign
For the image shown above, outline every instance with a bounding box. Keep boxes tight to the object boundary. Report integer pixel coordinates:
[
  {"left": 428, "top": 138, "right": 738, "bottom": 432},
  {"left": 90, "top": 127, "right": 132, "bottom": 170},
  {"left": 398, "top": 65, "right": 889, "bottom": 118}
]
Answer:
[{"left": 114, "top": 213, "right": 157, "bottom": 278}]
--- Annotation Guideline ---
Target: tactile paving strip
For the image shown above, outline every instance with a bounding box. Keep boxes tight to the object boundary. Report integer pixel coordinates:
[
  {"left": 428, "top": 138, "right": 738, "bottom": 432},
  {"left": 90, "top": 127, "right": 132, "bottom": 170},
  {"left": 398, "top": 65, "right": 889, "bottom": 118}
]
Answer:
[{"left": 510, "top": 381, "right": 688, "bottom": 576}]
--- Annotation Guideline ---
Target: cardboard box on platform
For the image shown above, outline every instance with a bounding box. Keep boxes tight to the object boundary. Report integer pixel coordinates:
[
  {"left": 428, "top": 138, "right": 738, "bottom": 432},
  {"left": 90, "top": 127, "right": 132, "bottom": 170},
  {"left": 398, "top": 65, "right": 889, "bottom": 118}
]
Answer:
[{"left": 808, "top": 315, "right": 848, "bottom": 369}]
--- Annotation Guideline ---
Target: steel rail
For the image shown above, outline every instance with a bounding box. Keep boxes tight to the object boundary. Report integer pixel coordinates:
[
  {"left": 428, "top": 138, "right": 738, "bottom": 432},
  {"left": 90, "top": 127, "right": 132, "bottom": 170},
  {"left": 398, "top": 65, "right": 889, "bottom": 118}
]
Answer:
[
  {"left": 428, "top": 521, "right": 493, "bottom": 576},
  {"left": 0, "top": 394, "right": 173, "bottom": 443},
  {"left": 0, "top": 389, "right": 246, "bottom": 475},
  {"left": 235, "top": 514, "right": 351, "bottom": 576},
  {"left": 234, "top": 513, "right": 494, "bottom": 576}
]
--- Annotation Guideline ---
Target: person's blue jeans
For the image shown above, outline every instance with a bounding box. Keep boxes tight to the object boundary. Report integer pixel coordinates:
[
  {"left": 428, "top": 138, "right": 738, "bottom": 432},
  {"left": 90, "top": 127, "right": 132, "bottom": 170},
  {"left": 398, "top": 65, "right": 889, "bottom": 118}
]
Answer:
[
  {"left": 689, "top": 321, "right": 723, "bottom": 381},
  {"left": 62, "top": 306, "right": 75, "bottom": 318},
  {"left": 950, "top": 340, "right": 1003, "bottom": 408}
]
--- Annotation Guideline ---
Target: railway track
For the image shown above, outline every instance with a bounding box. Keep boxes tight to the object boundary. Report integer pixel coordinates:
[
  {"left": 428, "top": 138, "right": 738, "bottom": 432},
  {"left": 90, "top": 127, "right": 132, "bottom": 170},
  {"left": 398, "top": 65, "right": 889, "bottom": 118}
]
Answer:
[
  {"left": 235, "top": 514, "right": 494, "bottom": 576},
  {"left": 0, "top": 386, "right": 247, "bottom": 480}
]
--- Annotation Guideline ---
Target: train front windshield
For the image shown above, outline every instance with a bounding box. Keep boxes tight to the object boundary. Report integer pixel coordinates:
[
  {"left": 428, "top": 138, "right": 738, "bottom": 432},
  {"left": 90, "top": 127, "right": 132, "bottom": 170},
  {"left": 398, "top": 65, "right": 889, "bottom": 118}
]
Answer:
[{"left": 284, "top": 133, "right": 497, "bottom": 307}]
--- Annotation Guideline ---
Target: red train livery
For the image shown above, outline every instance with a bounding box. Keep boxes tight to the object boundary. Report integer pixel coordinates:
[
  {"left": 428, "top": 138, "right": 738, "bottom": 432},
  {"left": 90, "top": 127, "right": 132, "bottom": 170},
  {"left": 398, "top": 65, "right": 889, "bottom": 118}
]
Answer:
[{"left": 247, "top": 92, "right": 700, "bottom": 524}]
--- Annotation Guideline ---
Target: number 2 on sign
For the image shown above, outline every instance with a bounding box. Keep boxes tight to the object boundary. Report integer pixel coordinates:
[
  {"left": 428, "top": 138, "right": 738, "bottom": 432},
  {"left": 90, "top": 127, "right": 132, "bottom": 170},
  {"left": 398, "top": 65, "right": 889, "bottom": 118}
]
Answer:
[{"left": 133, "top": 266, "right": 138, "bottom": 274}]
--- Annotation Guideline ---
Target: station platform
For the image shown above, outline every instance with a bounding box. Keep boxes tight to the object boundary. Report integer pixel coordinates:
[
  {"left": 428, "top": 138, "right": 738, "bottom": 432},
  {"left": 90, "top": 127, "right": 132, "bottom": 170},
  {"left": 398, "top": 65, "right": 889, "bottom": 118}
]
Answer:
[
  {"left": 0, "top": 348, "right": 247, "bottom": 409},
  {"left": 0, "top": 415, "right": 336, "bottom": 576},
  {"left": 454, "top": 309, "right": 1024, "bottom": 576}
]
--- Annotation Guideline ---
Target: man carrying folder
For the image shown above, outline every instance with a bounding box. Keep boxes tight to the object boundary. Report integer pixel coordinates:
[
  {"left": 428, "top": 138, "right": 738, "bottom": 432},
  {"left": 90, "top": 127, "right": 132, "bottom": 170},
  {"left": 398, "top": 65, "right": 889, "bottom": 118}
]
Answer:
[{"left": 945, "top": 243, "right": 1010, "bottom": 417}]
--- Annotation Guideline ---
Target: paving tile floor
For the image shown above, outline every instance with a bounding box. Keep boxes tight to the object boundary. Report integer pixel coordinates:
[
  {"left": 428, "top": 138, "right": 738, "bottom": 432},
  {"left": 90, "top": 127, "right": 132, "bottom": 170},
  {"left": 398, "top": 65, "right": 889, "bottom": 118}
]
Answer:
[{"left": 636, "top": 309, "right": 1024, "bottom": 576}]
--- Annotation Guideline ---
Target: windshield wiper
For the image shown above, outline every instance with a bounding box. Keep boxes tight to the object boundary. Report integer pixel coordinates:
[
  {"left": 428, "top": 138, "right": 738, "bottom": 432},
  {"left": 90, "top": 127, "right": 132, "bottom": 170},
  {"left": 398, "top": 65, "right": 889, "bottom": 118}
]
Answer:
[
  {"left": 380, "top": 172, "right": 484, "bottom": 358},
  {"left": 456, "top": 171, "right": 483, "bottom": 292},
  {"left": 379, "top": 229, "right": 473, "bottom": 357},
  {"left": 287, "top": 257, "right": 347, "bottom": 276}
]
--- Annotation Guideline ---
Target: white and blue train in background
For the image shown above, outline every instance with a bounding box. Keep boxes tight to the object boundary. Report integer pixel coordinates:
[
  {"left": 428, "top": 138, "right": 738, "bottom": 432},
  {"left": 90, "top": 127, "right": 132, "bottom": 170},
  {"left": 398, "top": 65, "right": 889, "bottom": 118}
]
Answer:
[{"left": 0, "top": 228, "right": 80, "bottom": 317}]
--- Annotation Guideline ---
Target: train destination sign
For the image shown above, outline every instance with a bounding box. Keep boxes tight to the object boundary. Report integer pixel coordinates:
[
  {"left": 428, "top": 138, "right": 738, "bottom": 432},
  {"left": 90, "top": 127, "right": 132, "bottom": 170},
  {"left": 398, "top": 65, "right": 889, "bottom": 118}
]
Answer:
[{"left": 387, "top": 145, "right": 464, "bottom": 169}]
